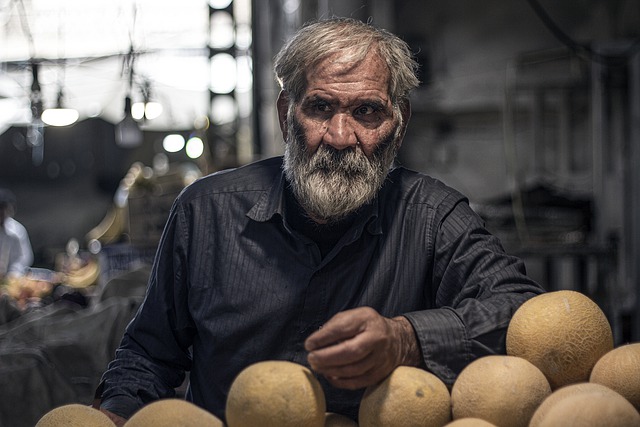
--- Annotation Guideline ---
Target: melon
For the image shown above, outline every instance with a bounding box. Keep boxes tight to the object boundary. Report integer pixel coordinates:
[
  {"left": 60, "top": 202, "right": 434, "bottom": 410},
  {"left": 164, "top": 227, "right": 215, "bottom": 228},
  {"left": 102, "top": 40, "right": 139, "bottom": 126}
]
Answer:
[
  {"left": 359, "top": 366, "right": 451, "bottom": 427},
  {"left": 450, "top": 355, "right": 550, "bottom": 427},
  {"left": 536, "top": 391, "right": 640, "bottom": 427},
  {"left": 590, "top": 342, "right": 640, "bottom": 411},
  {"left": 529, "top": 382, "right": 623, "bottom": 427},
  {"left": 325, "top": 412, "right": 358, "bottom": 426},
  {"left": 124, "top": 399, "right": 223, "bottom": 426},
  {"left": 506, "top": 290, "right": 613, "bottom": 389},
  {"left": 444, "top": 418, "right": 497, "bottom": 427},
  {"left": 225, "top": 360, "right": 325, "bottom": 427},
  {"left": 36, "top": 404, "right": 115, "bottom": 427}
]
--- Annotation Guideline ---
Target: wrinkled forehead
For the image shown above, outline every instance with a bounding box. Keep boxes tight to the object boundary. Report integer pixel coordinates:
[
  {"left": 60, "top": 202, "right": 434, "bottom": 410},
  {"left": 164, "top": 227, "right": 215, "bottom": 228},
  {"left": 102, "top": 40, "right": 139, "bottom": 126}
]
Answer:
[{"left": 305, "top": 50, "right": 391, "bottom": 92}]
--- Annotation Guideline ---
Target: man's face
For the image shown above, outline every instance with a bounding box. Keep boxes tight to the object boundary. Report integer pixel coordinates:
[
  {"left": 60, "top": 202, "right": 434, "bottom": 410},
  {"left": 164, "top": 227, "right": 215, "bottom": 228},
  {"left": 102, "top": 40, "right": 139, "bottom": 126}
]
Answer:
[{"left": 280, "top": 52, "right": 408, "bottom": 223}]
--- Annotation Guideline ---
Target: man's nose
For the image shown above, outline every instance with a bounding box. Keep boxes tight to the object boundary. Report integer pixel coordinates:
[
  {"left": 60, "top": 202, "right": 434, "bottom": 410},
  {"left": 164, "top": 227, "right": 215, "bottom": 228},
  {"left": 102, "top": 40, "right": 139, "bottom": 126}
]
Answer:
[{"left": 323, "top": 113, "right": 358, "bottom": 150}]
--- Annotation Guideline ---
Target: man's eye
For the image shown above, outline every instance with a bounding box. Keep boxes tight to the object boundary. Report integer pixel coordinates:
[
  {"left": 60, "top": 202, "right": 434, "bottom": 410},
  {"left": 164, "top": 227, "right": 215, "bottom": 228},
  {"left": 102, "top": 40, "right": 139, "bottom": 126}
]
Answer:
[
  {"left": 355, "top": 105, "right": 377, "bottom": 116},
  {"left": 313, "top": 102, "right": 331, "bottom": 112}
]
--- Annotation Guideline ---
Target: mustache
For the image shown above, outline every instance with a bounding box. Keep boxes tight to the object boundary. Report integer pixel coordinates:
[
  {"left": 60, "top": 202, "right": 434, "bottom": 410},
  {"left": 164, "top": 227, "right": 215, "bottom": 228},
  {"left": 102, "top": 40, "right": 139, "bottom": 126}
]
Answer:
[
  {"left": 289, "top": 116, "right": 397, "bottom": 176},
  {"left": 312, "top": 146, "right": 368, "bottom": 176}
]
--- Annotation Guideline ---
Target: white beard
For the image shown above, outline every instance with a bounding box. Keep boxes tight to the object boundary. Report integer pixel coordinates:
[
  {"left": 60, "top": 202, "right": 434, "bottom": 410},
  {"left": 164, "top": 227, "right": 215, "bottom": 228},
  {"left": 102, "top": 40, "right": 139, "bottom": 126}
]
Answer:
[{"left": 282, "top": 115, "right": 401, "bottom": 223}]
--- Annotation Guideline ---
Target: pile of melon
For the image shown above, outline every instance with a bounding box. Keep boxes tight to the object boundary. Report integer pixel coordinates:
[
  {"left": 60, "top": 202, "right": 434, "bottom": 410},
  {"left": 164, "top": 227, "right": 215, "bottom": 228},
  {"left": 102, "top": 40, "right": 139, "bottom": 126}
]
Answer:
[
  {"left": 35, "top": 290, "right": 640, "bottom": 427},
  {"left": 450, "top": 290, "right": 640, "bottom": 427}
]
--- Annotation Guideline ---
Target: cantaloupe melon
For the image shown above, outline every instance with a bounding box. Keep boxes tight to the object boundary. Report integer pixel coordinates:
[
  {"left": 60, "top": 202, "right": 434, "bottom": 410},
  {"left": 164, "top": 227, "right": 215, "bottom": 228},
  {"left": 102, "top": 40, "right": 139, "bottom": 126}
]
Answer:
[
  {"left": 325, "top": 412, "right": 358, "bottom": 426},
  {"left": 358, "top": 366, "right": 451, "bottom": 427},
  {"left": 36, "top": 404, "right": 115, "bottom": 427},
  {"left": 589, "top": 342, "right": 640, "bottom": 411},
  {"left": 124, "top": 399, "right": 223, "bottom": 426},
  {"left": 444, "top": 418, "right": 497, "bottom": 427},
  {"left": 506, "top": 290, "right": 613, "bottom": 389},
  {"left": 529, "top": 382, "right": 623, "bottom": 427},
  {"left": 225, "top": 360, "right": 326, "bottom": 427},
  {"left": 450, "top": 355, "right": 550, "bottom": 427},
  {"left": 536, "top": 391, "right": 640, "bottom": 427}
]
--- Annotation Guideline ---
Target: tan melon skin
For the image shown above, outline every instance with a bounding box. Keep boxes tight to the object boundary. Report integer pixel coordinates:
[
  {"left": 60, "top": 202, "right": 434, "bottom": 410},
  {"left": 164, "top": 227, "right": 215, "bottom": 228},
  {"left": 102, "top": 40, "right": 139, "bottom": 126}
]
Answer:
[
  {"left": 537, "top": 392, "right": 640, "bottom": 427},
  {"left": 225, "top": 360, "right": 326, "bottom": 427},
  {"left": 506, "top": 290, "right": 614, "bottom": 390},
  {"left": 359, "top": 366, "right": 451, "bottom": 427},
  {"left": 529, "top": 382, "right": 624, "bottom": 427},
  {"left": 325, "top": 412, "right": 358, "bottom": 427},
  {"left": 124, "top": 399, "right": 224, "bottom": 427},
  {"left": 451, "top": 355, "right": 551, "bottom": 427},
  {"left": 36, "top": 404, "right": 115, "bottom": 427},
  {"left": 589, "top": 342, "right": 640, "bottom": 411}
]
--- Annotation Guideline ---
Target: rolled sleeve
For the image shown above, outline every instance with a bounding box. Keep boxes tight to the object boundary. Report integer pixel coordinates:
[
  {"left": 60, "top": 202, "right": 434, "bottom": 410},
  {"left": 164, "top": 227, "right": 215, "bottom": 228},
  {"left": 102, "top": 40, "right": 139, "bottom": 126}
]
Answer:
[{"left": 404, "top": 308, "right": 471, "bottom": 385}]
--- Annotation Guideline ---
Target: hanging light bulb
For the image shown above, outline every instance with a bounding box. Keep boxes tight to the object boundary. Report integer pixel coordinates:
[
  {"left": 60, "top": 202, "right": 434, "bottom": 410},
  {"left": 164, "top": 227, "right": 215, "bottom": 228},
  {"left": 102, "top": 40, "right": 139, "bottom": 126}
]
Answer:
[
  {"left": 41, "top": 89, "right": 79, "bottom": 126},
  {"left": 133, "top": 79, "right": 163, "bottom": 122},
  {"left": 115, "top": 96, "right": 143, "bottom": 148}
]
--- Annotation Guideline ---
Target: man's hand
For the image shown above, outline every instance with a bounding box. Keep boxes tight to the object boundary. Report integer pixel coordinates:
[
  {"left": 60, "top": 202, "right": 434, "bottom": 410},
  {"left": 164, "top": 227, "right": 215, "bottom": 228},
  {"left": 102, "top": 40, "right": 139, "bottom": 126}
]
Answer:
[
  {"left": 304, "top": 307, "right": 422, "bottom": 390},
  {"left": 99, "top": 408, "right": 127, "bottom": 427}
]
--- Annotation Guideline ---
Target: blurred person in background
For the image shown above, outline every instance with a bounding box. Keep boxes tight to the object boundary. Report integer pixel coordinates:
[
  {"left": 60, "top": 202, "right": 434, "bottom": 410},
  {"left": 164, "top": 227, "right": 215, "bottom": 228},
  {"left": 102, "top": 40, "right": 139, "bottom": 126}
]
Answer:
[{"left": 0, "top": 188, "right": 33, "bottom": 279}]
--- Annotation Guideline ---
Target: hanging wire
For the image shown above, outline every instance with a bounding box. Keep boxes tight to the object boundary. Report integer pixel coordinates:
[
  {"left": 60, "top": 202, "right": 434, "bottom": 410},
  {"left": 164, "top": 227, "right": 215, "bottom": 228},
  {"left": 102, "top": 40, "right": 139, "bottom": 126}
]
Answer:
[
  {"left": 525, "top": 0, "right": 640, "bottom": 66},
  {"left": 502, "top": 60, "right": 530, "bottom": 244}
]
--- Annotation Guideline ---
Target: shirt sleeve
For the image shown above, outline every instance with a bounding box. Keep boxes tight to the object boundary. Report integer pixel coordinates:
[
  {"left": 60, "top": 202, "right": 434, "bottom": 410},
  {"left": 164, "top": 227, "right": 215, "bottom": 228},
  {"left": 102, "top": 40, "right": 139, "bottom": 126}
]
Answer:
[
  {"left": 99, "top": 203, "right": 195, "bottom": 418},
  {"left": 403, "top": 198, "right": 545, "bottom": 386}
]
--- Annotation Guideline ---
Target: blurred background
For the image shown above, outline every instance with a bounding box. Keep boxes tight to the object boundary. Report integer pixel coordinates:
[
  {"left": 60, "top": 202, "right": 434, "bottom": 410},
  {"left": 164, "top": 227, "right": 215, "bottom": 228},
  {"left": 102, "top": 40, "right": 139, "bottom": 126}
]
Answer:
[{"left": 0, "top": 0, "right": 639, "bottom": 423}]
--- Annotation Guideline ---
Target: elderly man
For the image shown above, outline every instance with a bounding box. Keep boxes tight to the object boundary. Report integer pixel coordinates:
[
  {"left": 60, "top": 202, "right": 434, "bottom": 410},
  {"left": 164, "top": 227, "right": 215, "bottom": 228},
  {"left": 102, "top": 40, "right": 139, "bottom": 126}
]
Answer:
[{"left": 99, "top": 17, "right": 544, "bottom": 424}]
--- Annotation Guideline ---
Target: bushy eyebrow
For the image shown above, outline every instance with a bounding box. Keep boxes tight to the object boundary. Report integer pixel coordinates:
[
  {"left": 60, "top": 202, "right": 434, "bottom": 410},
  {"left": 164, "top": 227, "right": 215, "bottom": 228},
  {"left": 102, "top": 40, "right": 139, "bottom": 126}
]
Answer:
[{"left": 301, "top": 94, "right": 390, "bottom": 111}]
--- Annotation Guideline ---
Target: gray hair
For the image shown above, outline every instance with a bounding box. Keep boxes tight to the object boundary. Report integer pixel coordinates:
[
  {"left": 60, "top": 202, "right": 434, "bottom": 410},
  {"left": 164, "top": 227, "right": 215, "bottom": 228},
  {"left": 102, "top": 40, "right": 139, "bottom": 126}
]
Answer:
[{"left": 274, "top": 17, "right": 420, "bottom": 107}]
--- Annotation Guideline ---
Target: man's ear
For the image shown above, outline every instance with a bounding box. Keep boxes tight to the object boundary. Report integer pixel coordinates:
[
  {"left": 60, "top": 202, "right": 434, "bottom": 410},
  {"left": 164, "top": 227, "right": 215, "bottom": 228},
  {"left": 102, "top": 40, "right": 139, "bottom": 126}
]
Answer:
[
  {"left": 276, "top": 91, "right": 290, "bottom": 138},
  {"left": 396, "top": 99, "right": 412, "bottom": 148}
]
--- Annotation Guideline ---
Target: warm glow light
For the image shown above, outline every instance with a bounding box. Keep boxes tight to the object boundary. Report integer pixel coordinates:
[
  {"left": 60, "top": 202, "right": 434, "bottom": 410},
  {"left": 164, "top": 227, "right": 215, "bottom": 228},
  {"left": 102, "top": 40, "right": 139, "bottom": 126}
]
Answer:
[
  {"left": 132, "top": 101, "right": 163, "bottom": 120},
  {"left": 163, "top": 134, "right": 185, "bottom": 153},
  {"left": 210, "top": 11, "right": 234, "bottom": 49},
  {"left": 235, "top": 55, "right": 252, "bottom": 92},
  {"left": 186, "top": 136, "right": 204, "bottom": 159},
  {"left": 208, "top": 0, "right": 232, "bottom": 9},
  {"left": 235, "top": 23, "right": 252, "bottom": 50},
  {"left": 210, "top": 53, "right": 236, "bottom": 94},
  {"left": 132, "top": 102, "right": 145, "bottom": 120},
  {"left": 41, "top": 108, "right": 79, "bottom": 126},
  {"left": 145, "top": 102, "right": 163, "bottom": 120},
  {"left": 211, "top": 95, "right": 237, "bottom": 124}
]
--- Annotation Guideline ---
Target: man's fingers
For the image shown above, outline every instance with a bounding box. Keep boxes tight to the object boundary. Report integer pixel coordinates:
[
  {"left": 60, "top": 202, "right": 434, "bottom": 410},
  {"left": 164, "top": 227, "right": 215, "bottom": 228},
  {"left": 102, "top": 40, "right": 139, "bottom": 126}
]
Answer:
[
  {"left": 310, "top": 348, "right": 377, "bottom": 379},
  {"left": 304, "top": 310, "right": 366, "bottom": 352},
  {"left": 323, "top": 366, "right": 380, "bottom": 390},
  {"left": 307, "top": 334, "right": 371, "bottom": 370}
]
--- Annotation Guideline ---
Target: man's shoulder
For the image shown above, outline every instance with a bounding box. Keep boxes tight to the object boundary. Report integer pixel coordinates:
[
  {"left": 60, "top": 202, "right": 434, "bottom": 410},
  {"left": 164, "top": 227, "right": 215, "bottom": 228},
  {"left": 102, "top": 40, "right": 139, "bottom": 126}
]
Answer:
[
  {"left": 179, "top": 156, "right": 283, "bottom": 201},
  {"left": 386, "top": 167, "right": 467, "bottom": 208}
]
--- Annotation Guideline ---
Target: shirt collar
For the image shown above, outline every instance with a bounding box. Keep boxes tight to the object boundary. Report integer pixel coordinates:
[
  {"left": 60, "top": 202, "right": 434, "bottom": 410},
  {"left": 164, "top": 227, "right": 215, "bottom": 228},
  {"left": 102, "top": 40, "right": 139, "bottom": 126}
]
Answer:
[
  {"left": 246, "top": 170, "right": 286, "bottom": 223},
  {"left": 246, "top": 168, "right": 382, "bottom": 236}
]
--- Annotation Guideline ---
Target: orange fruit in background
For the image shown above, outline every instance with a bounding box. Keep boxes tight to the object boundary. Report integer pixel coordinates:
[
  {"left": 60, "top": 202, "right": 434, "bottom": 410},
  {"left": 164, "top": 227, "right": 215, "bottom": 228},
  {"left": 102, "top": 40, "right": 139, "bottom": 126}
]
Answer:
[{"left": 506, "top": 290, "right": 613, "bottom": 389}]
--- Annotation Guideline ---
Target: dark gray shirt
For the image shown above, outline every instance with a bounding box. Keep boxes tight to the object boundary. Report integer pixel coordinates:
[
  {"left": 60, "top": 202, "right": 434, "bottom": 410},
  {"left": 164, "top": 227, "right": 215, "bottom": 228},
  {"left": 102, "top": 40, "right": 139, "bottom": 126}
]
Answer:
[{"left": 100, "top": 156, "right": 544, "bottom": 421}]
